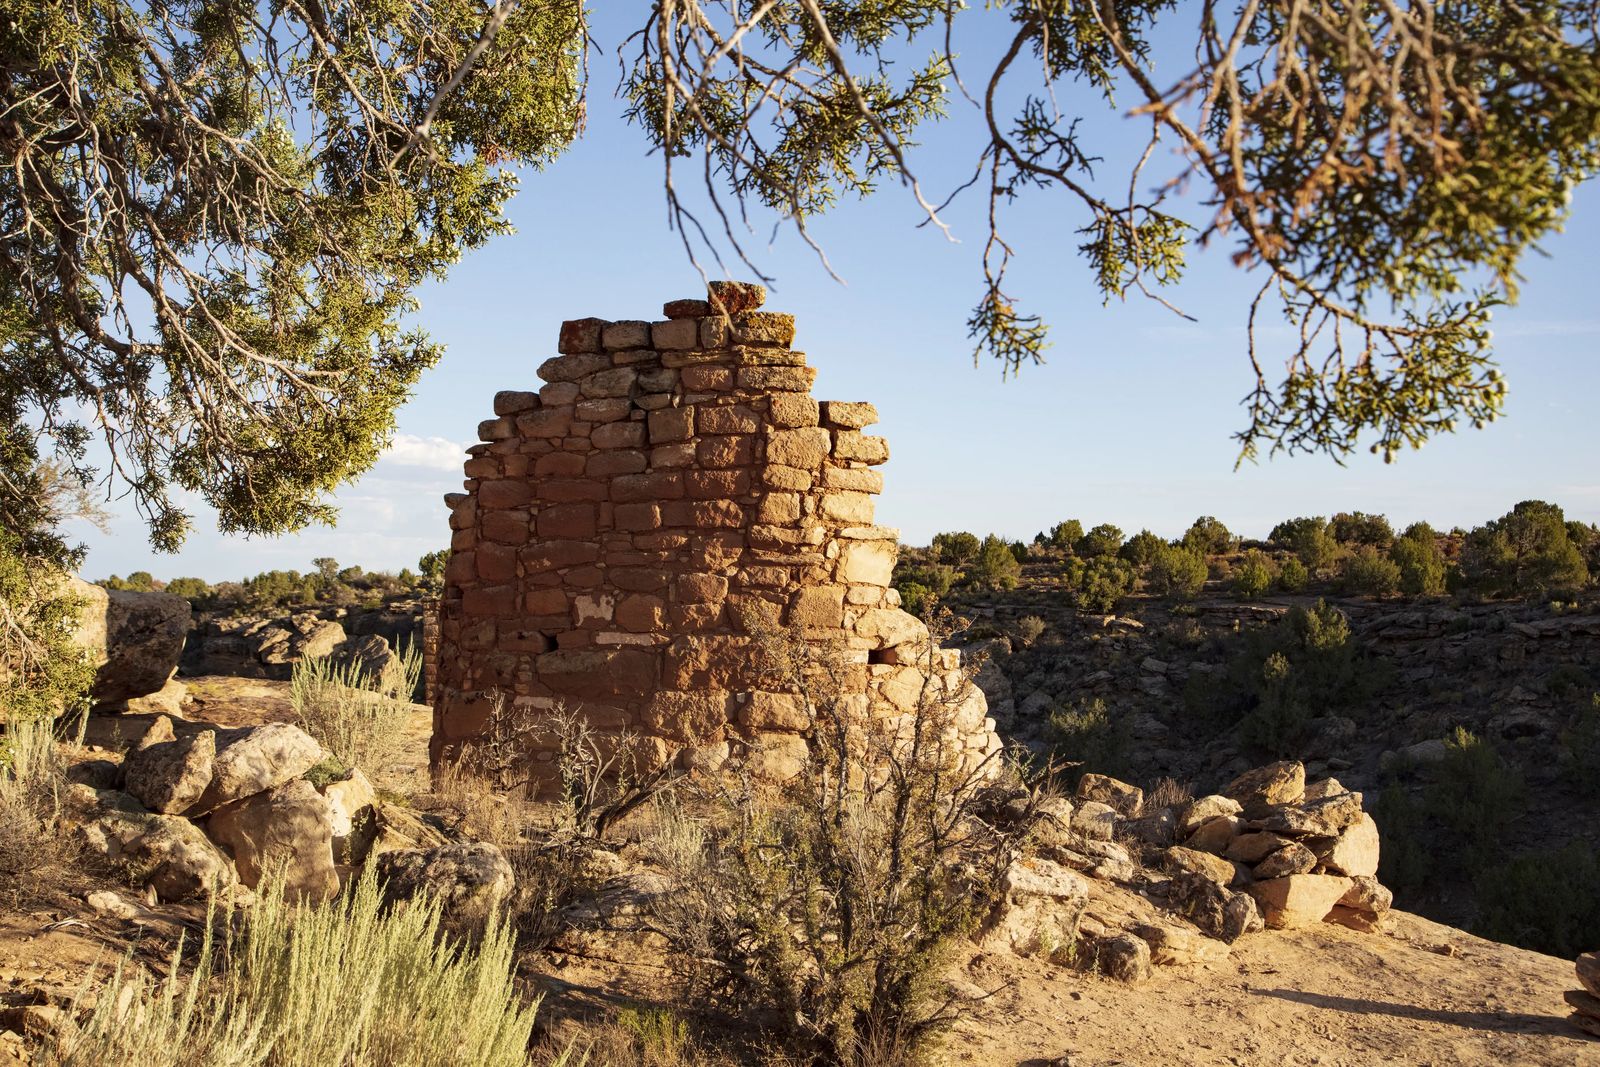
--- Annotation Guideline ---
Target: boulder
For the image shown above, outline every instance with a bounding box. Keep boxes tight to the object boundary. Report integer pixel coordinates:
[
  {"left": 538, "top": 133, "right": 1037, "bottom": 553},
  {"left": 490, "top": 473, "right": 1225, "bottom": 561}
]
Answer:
[
  {"left": 1179, "top": 794, "right": 1242, "bottom": 835},
  {"left": 1095, "top": 933, "right": 1152, "bottom": 984},
  {"left": 67, "top": 580, "right": 191, "bottom": 705},
  {"left": 1248, "top": 874, "right": 1353, "bottom": 929},
  {"left": 1030, "top": 796, "right": 1076, "bottom": 848},
  {"left": 1164, "top": 872, "right": 1261, "bottom": 942},
  {"left": 1166, "top": 845, "right": 1237, "bottom": 887},
  {"left": 207, "top": 778, "right": 339, "bottom": 902},
  {"left": 333, "top": 634, "right": 401, "bottom": 687},
  {"left": 1249, "top": 791, "right": 1364, "bottom": 837},
  {"left": 1222, "top": 761, "right": 1305, "bottom": 815},
  {"left": 1578, "top": 952, "right": 1600, "bottom": 998},
  {"left": 1130, "top": 923, "right": 1230, "bottom": 967},
  {"left": 1124, "top": 806, "right": 1178, "bottom": 846},
  {"left": 1183, "top": 815, "right": 1240, "bottom": 855},
  {"left": 984, "top": 857, "right": 1089, "bottom": 962},
  {"left": 195, "top": 723, "right": 324, "bottom": 812},
  {"left": 1076, "top": 773, "right": 1143, "bottom": 817},
  {"left": 1302, "top": 777, "right": 1348, "bottom": 802},
  {"left": 1572, "top": 1012, "right": 1600, "bottom": 1039},
  {"left": 365, "top": 802, "right": 453, "bottom": 861},
  {"left": 1315, "top": 813, "right": 1380, "bottom": 878},
  {"left": 1564, "top": 989, "right": 1600, "bottom": 1019},
  {"left": 1339, "top": 875, "right": 1393, "bottom": 916},
  {"left": 1225, "top": 831, "right": 1295, "bottom": 864},
  {"left": 79, "top": 806, "right": 236, "bottom": 901},
  {"left": 116, "top": 678, "right": 188, "bottom": 717},
  {"left": 1072, "top": 801, "right": 1116, "bottom": 840},
  {"left": 321, "top": 768, "right": 378, "bottom": 877},
  {"left": 1253, "top": 841, "right": 1318, "bottom": 879},
  {"left": 121, "top": 719, "right": 215, "bottom": 815},
  {"left": 376, "top": 841, "right": 516, "bottom": 918}
]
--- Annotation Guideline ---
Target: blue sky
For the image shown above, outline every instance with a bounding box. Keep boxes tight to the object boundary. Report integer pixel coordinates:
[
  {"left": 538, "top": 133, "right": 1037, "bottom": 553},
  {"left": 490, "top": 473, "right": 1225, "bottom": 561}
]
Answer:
[{"left": 72, "top": 9, "right": 1600, "bottom": 583}]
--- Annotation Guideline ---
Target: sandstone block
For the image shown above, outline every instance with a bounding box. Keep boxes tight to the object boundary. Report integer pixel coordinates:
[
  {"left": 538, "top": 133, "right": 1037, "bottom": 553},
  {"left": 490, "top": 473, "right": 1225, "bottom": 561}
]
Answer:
[
  {"left": 1225, "top": 831, "right": 1295, "bottom": 864},
  {"left": 537, "top": 503, "right": 597, "bottom": 540},
  {"left": 840, "top": 541, "right": 896, "bottom": 586},
  {"left": 580, "top": 367, "right": 638, "bottom": 398},
  {"left": 1166, "top": 845, "right": 1236, "bottom": 887},
  {"left": 475, "top": 543, "right": 518, "bottom": 582},
  {"left": 1250, "top": 791, "right": 1364, "bottom": 837},
  {"left": 538, "top": 352, "right": 608, "bottom": 382},
  {"left": 1579, "top": 952, "right": 1600, "bottom": 998},
  {"left": 1184, "top": 815, "right": 1241, "bottom": 855},
  {"left": 788, "top": 585, "right": 845, "bottom": 629},
  {"left": 1097, "top": 933, "right": 1152, "bottom": 985},
  {"left": 613, "top": 471, "right": 685, "bottom": 502},
  {"left": 1317, "top": 812, "right": 1380, "bottom": 877},
  {"left": 707, "top": 280, "right": 767, "bottom": 313},
  {"left": 616, "top": 594, "right": 666, "bottom": 632},
  {"left": 698, "top": 404, "right": 760, "bottom": 434},
  {"left": 758, "top": 493, "right": 802, "bottom": 524},
  {"left": 1180, "top": 794, "right": 1244, "bottom": 835},
  {"left": 602, "top": 321, "right": 650, "bottom": 349},
  {"left": 820, "top": 401, "right": 878, "bottom": 428},
  {"left": 820, "top": 491, "right": 875, "bottom": 524},
  {"left": 377, "top": 842, "right": 514, "bottom": 919},
  {"left": 576, "top": 397, "right": 631, "bottom": 423},
  {"left": 207, "top": 778, "right": 339, "bottom": 902},
  {"left": 478, "top": 479, "right": 532, "bottom": 510},
  {"left": 744, "top": 733, "right": 808, "bottom": 781},
  {"left": 984, "top": 857, "right": 1089, "bottom": 962},
  {"left": 1253, "top": 841, "right": 1318, "bottom": 879},
  {"left": 740, "top": 691, "right": 809, "bottom": 731},
  {"left": 769, "top": 394, "right": 820, "bottom": 427},
  {"left": 1324, "top": 905, "right": 1385, "bottom": 932},
  {"left": 1073, "top": 801, "right": 1117, "bottom": 840},
  {"left": 699, "top": 434, "right": 755, "bottom": 468},
  {"left": 123, "top": 722, "right": 215, "bottom": 816},
  {"left": 591, "top": 421, "right": 647, "bottom": 449},
  {"left": 1076, "top": 773, "right": 1144, "bottom": 817},
  {"left": 195, "top": 723, "right": 323, "bottom": 813},
  {"left": 558, "top": 318, "right": 605, "bottom": 353},
  {"left": 823, "top": 467, "right": 884, "bottom": 494},
  {"left": 477, "top": 417, "right": 513, "bottom": 441},
  {"left": 1338, "top": 875, "right": 1393, "bottom": 915},
  {"left": 1248, "top": 873, "right": 1352, "bottom": 929},
  {"left": 738, "top": 365, "right": 813, "bottom": 392},
  {"left": 732, "top": 311, "right": 795, "bottom": 346},
  {"left": 1223, "top": 761, "right": 1306, "bottom": 815},
  {"left": 832, "top": 431, "right": 889, "bottom": 464},
  {"left": 648, "top": 405, "right": 694, "bottom": 443},
  {"left": 681, "top": 364, "right": 732, "bottom": 391},
  {"left": 537, "top": 649, "right": 657, "bottom": 698},
  {"left": 493, "top": 390, "right": 540, "bottom": 415},
  {"left": 663, "top": 298, "right": 710, "bottom": 318},
  {"left": 517, "top": 408, "right": 572, "bottom": 439},
  {"left": 652, "top": 319, "right": 699, "bottom": 350},
  {"left": 686, "top": 469, "right": 750, "bottom": 499}
]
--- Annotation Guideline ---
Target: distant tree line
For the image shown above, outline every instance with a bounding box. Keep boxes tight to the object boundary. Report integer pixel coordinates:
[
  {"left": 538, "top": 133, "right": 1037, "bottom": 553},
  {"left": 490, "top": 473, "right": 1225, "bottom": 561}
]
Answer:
[
  {"left": 897, "top": 501, "right": 1597, "bottom": 618},
  {"left": 100, "top": 551, "right": 450, "bottom": 615}
]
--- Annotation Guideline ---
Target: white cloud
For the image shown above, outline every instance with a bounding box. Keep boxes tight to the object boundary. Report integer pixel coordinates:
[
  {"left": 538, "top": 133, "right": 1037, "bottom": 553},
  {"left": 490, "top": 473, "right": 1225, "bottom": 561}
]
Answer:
[{"left": 381, "top": 433, "right": 468, "bottom": 472}]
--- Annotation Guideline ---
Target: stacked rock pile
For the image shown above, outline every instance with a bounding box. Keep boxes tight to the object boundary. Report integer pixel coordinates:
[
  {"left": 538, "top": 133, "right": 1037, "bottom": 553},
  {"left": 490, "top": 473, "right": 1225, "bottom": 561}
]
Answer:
[
  {"left": 70, "top": 716, "right": 509, "bottom": 914},
  {"left": 1571, "top": 953, "right": 1600, "bottom": 1039}
]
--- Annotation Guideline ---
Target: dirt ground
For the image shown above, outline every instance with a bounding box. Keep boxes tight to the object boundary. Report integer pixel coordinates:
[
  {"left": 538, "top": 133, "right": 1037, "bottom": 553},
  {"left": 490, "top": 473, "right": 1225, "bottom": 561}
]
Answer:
[{"left": 9, "top": 677, "right": 1597, "bottom": 1066}]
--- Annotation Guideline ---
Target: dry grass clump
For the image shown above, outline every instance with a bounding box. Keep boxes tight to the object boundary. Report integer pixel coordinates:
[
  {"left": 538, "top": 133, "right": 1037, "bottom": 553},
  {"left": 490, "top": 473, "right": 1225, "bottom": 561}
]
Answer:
[
  {"left": 290, "top": 644, "right": 420, "bottom": 775},
  {"left": 0, "top": 714, "right": 73, "bottom": 889},
  {"left": 48, "top": 867, "right": 567, "bottom": 1067}
]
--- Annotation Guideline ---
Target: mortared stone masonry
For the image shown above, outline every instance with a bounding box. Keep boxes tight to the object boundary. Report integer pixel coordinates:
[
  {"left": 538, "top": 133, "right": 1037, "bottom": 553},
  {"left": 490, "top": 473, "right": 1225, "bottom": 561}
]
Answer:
[{"left": 430, "top": 283, "right": 1000, "bottom": 784}]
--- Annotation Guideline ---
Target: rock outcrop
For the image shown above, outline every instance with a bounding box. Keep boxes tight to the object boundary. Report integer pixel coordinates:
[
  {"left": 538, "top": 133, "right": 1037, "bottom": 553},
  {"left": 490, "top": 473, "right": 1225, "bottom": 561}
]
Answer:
[{"left": 67, "top": 579, "right": 190, "bottom": 707}]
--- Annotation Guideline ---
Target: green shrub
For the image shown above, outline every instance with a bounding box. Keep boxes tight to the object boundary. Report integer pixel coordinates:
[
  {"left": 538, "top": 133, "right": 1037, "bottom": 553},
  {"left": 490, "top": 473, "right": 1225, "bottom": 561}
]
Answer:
[
  {"left": 1427, "top": 727, "right": 1524, "bottom": 867},
  {"left": 1118, "top": 529, "right": 1165, "bottom": 567},
  {"left": 1074, "top": 523, "right": 1124, "bottom": 559},
  {"left": 51, "top": 868, "right": 554, "bottom": 1067},
  {"left": 1013, "top": 615, "right": 1047, "bottom": 646},
  {"left": 1048, "top": 697, "right": 1133, "bottom": 785},
  {"left": 1269, "top": 516, "right": 1338, "bottom": 573},
  {"left": 1277, "top": 557, "right": 1309, "bottom": 592},
  {"left": 930, "top": 531, "right": 982, "bottom": 567},
  {"left": 1231, "top": 549, "right": 1274, "bottom": 600},
  {"left": 1473, "top": 842, "right": 1600, "bottom": 958},
  {"left": 1559, "top": 695, "right": 1600, "bottom": 797},
  {"left": 1373, "top": 782, "right": 1432, "bottom": 899},
  {"left": 1181, "top": 515, "right": 1234, "bottom": 555},
  {"left": 0, "top": 529, "right": 95, "bottom": 725},
  {"left": 1339, "top": 545, "right": 1401, "bottom": 597},
  {"left": 163, "top": 577, "right": 212, "bottom": 603},
  {"left": 0, "top": 715, "right": 71, "bottom": 885},
  {"left": 967, "top": 534, "right": 1022, "bottom": 590},
  {"left": 1239, "top": 651, "right": 1311, "bottom": 755},
  {"left": 1389, "top": 524, "right": 1447, "bottom": 596},
  {"left": 1144, "top": 542, "right": 1207, "bottom": 599},
  {"left": 1046, "top": 519, "right": 1083, "bottom": 552},
  {"left": 1329, "top": 511, "right": 1394, "bottom": 548},
  {"left": 1461, "top": 500, "right": 1589, "bottom": 597},
  {"left": 1063, "top": 556, "right": 1135, "bottom": 614}
]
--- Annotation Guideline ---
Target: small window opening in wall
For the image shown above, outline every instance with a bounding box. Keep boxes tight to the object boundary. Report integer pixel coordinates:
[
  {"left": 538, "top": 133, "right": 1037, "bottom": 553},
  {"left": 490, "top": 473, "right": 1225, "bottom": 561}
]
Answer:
[{"left": 867, "top": 648, "right": 895, "bottom": 665}]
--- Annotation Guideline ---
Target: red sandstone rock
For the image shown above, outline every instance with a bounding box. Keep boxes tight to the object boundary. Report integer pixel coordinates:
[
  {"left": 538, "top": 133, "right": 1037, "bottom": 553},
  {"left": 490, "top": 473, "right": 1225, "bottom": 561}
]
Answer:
[{"left": 706, "top": 280, "right": 766, "bottom": 313}]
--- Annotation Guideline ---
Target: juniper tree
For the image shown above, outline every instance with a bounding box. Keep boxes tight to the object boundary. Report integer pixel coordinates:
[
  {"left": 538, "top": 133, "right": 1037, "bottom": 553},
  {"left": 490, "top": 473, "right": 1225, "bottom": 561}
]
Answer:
[
  {"left": 625, "top": 1, "right": 1600, "bottom": 464},
  {"left": 0, "top": 0, "right": 586, "bottom": 559}
]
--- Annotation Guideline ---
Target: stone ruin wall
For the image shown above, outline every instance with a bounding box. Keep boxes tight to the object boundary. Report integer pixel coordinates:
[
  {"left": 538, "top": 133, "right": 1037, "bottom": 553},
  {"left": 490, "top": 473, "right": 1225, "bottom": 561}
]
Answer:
[{"left": 431, "top": 283, "right": 1000, "bottom": 785}]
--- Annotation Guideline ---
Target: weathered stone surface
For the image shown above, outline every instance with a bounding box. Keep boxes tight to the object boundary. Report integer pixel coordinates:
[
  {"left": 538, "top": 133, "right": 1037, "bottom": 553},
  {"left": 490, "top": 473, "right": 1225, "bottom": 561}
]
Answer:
[
  {"left": 122, "top": 720, "right": 215, "bottom": 815},
  {"left": 67, "top": 580, "right": 191, "bottom": 705},
  {"left": 707, "top": 280, "right": 767, "bottom": 313},
  {"left": 1324, "top": 905, "right": 1386, "bottom": 932},
  {"left": 1076, "top": 773, "right": 1143, "bottom": 817},
  {"left": 1577, "top": 952, "right": 1600, "bottom": 998},
  {"left": 1184, "top": 815, "right": 1241, "bottom": 855},
  {"left": 80, "top": 806, "right": 236, "bottom": 901},
  {"left": 196, "top": 723, "right": 324, "bottom": 812},
  {"left": 984, "top": 857, "right": 1089, "bottom": 962},
  {"left": 1339, "top": 874, "right": 1393, "bottom": 915},
  {"left": 1166, "top": 845, "right": 1237, "bottom": 887},
  {"left": 1072, "top": 801, "right": 1117, "bottom": 840},
  {"left": 1223, "top": 760, "right": 1305, "bottom": 815},
  {"left": 1096, "top": 933, "right": 1152, "bottom": 985},
  {"left": 1179, "top": 794, "right": 1243, "bottom": 835},
  {"left": 1253, "top": 841, "right": 1318, "bottom": 879},
  {"left": 1248, "top": 874, "right": 1352, "bottom": 929},
  {"left": 1564, "top": 989, "right": 1600, "bottom": 1019},
  {"left": 1225, "top": 831, "right": 1295, "bottom": 864},
  {"left": 377, "top": 842, "right": 515, "bottom": 917},
  {"left": 207, "top": 778, "right": 339, "bottom": 901},
  {"left": 1250, "top": 791, "right": 1364, "bottom": 837},
  {"left": 1132, "top": 923, "right": 1230, "bottom": 967},
  {"left": 1317, "top": 812, "right": 1380, "bottom": 877}
]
